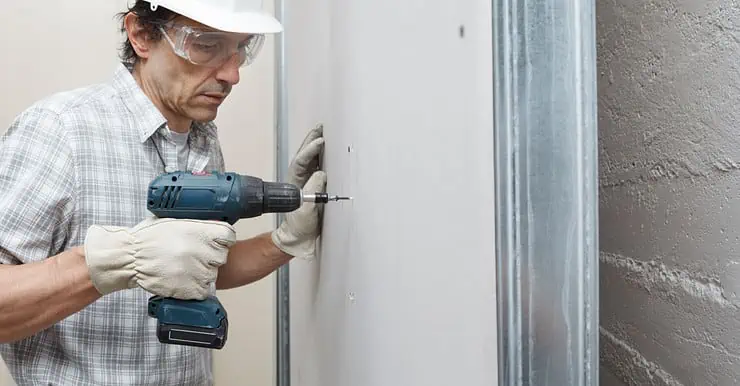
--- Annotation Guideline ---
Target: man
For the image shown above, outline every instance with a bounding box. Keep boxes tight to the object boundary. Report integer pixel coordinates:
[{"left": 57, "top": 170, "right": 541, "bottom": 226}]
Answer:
[{"left": 0, "top": 1, "right": 325, "bottom": 384}]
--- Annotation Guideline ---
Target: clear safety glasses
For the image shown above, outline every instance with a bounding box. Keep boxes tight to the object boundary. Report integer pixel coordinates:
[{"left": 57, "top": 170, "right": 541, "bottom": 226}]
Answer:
[{"left": 156, "top": 23, "right": 265, "bottom": 68}]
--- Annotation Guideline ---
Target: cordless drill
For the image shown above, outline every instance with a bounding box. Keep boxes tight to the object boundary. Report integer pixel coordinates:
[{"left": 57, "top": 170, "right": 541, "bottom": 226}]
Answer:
[{"left": 145, "top": 170, "right": 348, "bottom": 349}]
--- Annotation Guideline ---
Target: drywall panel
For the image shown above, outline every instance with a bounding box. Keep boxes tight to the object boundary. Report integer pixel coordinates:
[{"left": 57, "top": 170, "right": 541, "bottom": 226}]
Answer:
[
  {"left": 598, "top": 0, "right": 740, "bottom": 384},
  {"left": 0, "top": 2, "right": 276, "bottom": 385},
  {"left": 284, "top": 1, "right": 496, "bottom": 386}
]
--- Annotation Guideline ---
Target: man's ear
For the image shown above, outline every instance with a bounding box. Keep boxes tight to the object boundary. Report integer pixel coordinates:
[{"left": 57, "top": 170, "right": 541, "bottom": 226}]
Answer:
[{"left": 124, "top": 12, "right": 153, "bottom": 60}]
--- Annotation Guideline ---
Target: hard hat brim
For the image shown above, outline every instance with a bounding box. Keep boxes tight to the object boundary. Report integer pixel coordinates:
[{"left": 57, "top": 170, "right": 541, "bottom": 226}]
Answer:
[{"left": 148, "top": 0, "right": 283, "bottom": 34}]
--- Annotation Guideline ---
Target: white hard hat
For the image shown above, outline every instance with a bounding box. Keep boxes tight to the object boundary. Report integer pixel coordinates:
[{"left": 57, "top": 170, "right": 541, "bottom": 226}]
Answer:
[{"left": 144, "top": 0, "right": 283, "bottom": 34}]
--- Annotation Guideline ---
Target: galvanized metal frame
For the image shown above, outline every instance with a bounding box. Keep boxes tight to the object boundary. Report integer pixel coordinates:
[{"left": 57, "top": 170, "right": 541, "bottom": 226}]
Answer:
[
  {"left": 492, "top": 0, "right": 599, "bottom": 384},
  {"left": 275, "top": 0, "right": 290, "bottom": 385}
]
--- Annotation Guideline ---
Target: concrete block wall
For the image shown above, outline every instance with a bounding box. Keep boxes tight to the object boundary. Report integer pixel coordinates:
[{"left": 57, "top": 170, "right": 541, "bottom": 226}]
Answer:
[{"left": 598, "top": 0, "right": 740, "bottom": 384}]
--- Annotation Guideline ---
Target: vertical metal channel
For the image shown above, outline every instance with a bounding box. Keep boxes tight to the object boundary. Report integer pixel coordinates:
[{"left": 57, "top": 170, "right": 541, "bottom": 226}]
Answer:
[
  {"left": 275, "top": 0, "right": 290, "bottom": 385},
  {"left": 493, "top": 0, "right": 599, "bottom": 384}
]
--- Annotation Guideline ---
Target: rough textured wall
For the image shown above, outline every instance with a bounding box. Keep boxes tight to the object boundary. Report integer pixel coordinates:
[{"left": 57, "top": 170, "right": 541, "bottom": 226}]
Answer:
[{"left": 598, "top": 0, "right": 740, "bottom": 384}]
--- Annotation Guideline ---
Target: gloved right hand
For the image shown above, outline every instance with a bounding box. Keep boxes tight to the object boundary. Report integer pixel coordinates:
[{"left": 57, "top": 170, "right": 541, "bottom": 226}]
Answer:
[{"left": 83, "top": 217, "right": 237, "bottom": 300}]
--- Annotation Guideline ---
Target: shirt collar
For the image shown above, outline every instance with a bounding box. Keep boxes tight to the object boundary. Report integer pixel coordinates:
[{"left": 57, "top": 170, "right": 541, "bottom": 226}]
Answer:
[
  {"left": 110, "top": 61, "right": 217, "bottom": 145},
  {"left": 111, "top": 62, "right": 167, "bottom": 143}
]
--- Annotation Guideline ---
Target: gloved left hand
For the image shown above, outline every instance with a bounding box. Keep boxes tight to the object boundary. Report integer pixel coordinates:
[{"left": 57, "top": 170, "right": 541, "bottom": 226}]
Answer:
[
  {"left": 286, "top": 124, "right": 324, "bottom": 187},
  {"left": 272, "top": 170, "right": 327, "bottom": 259},
  {"left": 271, "top": 124, "right": 327, "bottom": 259}
]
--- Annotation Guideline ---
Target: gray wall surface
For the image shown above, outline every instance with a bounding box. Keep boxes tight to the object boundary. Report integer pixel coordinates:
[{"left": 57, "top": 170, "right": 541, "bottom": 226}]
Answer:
[
  {"left": 602, "top": 365, "right": 626, "bottom": 386},
  {"left": 598, "top": 0, "right": 740, "bottom": 384},
  {"left": 282, "top": 1, "right": 497, "bottom": 385}
]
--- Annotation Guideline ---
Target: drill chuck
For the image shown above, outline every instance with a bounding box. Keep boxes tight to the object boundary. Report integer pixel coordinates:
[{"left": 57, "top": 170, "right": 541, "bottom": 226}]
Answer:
[{"left": 261, "top": 180, "right": 304, "bottom": 212}]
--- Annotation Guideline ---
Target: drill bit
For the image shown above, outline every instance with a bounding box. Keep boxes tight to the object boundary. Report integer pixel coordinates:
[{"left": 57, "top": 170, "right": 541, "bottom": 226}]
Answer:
[{"left": 302, "top": 193, "right": 353, "bottom": 203}]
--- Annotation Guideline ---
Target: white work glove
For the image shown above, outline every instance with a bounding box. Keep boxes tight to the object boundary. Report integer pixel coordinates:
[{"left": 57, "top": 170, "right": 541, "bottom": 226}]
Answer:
[
  {"left": 286, "top": 124, "right": 324, "bottom": 187},
  {"left": 83, "top": 217, "right": 237, "bottom": 300},
  {"left": 272, "top": 171, "right": 327, "bottom": 259},
  {"left": 272, "top": 124, "right": 327, "bottom": 259}
]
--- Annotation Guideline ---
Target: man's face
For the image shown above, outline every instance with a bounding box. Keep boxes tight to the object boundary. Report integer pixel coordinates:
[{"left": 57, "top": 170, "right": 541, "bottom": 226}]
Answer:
[{"left": 137, "top": 16, "right": 256, "bottom": 124}]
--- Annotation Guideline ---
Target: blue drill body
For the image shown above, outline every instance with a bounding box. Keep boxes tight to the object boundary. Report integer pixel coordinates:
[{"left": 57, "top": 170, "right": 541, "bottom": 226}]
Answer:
[{"left": 145, "top": 170, "right": 303, "bottom": 349}]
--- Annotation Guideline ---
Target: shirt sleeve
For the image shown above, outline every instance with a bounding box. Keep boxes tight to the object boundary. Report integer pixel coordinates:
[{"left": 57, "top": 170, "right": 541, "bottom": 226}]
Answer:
[{"left": 0, "top": 106, "right": 77, "bottom": 265}]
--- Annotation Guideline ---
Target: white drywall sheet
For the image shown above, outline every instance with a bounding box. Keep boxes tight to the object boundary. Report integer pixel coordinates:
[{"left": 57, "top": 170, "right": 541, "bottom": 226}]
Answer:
[{"left": 283, "top": 1, "right": 496, "bottom": 385}]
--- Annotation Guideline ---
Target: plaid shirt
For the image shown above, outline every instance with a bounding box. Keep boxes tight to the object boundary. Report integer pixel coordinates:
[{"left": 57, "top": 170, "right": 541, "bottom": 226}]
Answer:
[{"left": 0, "top": 62, "right": 226, "bottom": 385}]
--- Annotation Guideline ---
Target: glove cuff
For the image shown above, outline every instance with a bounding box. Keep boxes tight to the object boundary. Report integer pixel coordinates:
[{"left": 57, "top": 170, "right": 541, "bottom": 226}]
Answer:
[
  {"left": 83, "top": 225, "right": 138, "bottom": 295},
  {"left": 271, "top": 226, "right": 316, "bottom": 260}
]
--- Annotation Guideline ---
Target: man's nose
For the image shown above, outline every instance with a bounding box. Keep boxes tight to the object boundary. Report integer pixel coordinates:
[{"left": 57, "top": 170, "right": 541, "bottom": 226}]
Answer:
[{"left": 216, "top": 53, "right": 241, "bottom": 85}]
